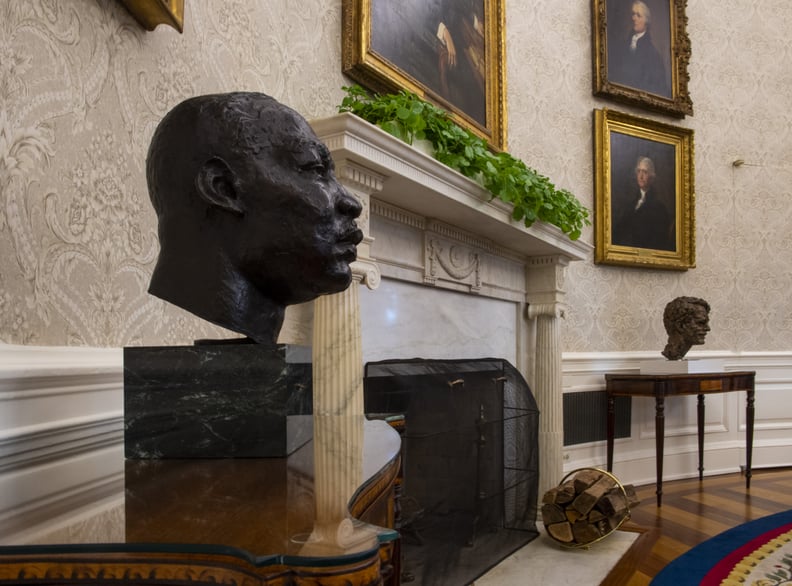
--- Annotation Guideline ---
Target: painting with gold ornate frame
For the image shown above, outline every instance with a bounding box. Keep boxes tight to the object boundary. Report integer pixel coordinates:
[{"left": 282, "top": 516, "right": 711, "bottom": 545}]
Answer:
[
  {"left": 342, "top": 0, "right": 506, "bottom": 150},
  {"left": 119, "top": 0, "right": 184, "bottom": 33},
  {"left": 592, "top": 0, "right": 692, "bottom": 117},
  {"left": 594, "top": 108, "right": 694, "bottom": 270}
]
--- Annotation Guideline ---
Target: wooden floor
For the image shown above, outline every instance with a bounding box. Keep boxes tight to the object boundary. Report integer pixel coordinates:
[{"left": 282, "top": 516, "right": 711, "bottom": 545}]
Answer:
[{"left": 601, "top": 467, "right": 792, "bottom": 586}]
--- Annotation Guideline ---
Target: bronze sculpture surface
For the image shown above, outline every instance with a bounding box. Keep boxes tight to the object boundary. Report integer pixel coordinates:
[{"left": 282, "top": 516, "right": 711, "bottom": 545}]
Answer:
[
  {"left": 146, "top": 92, "right": 363, "bottom": 344},
  {"left": 661, "top": 296, "right": 710, "bottom": 360}
]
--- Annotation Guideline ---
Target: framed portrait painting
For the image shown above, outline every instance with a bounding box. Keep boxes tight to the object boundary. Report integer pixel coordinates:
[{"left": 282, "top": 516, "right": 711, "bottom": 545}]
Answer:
[
  {"left": 119, "top": 0, "right": 184, "bottom": 32},
  {"left": 592, "top": 0, "right": 692, "bottom": 117},
  {"left": 342, "top": 0, "right": 506, "bottom": 150},
  {"left": 594, "top": 109, "right": 694, "bottom": 270}
]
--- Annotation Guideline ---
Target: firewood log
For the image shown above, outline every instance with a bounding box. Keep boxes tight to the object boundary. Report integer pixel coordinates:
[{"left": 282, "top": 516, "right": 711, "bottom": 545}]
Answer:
[
  {"left": 541, "top": 503, "right": 567, "bottom": 525},
  {"left": 571, "top": 474, "right": 616, "bottom": 516},
  {"left": 541, "top": 470, "right": 640, "bottom": 547},
  {"left": 546, "top": 521, "right": 574, "bottom": 544}
]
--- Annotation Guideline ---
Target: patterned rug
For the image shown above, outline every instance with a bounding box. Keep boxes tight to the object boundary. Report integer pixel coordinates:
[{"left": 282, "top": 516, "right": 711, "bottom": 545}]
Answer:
[{"left": 651, "top": 509, "right": 792, "bottom": 585}]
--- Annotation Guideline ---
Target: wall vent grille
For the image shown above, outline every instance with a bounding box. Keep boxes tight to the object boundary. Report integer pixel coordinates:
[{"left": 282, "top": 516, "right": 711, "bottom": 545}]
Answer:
[{"left": 563, "top": 390, "right": 631, "bottom": 446}]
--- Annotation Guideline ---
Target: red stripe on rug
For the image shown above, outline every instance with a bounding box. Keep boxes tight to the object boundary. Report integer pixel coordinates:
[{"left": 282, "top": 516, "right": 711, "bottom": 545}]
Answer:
[{"left": 701, "top": 521, "right": 792, "bottom": 585}]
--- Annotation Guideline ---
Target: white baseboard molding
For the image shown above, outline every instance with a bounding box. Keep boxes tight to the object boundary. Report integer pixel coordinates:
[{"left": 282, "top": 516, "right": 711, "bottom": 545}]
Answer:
[
  {"left": 0, "top": 414, "right": 124, "bottom": 472},
  {"left": 0, "top": 447, "right": 125, "bottom": 541},
  {"left": 0, "top": 344, "right": 124, "bottom": 538}
]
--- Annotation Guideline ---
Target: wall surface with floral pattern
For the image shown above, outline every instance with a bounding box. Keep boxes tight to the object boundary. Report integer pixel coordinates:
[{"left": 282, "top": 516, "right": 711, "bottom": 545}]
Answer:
[{"left": 1, "top": 0, "right": 791, "bottom": 353}]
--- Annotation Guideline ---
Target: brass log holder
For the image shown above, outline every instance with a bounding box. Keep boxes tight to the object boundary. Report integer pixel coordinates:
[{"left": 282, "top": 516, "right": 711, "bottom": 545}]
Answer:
[{"left": 543, "top": 467, "right": 631, "bottom": 549}]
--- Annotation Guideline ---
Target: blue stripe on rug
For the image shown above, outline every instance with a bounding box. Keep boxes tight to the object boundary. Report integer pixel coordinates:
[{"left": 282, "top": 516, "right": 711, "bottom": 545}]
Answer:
[{"left": 650, "top": 508, "right": 792, "bottom": 585}]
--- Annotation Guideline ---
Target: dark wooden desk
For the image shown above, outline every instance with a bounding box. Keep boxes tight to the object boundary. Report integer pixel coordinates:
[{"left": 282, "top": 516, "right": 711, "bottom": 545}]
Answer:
[
  {"left": 605, "top": 371, "right": 756, "bottom": 506},
  {"left": 0, "top": 420, "right": 402, "bottom": 586}
]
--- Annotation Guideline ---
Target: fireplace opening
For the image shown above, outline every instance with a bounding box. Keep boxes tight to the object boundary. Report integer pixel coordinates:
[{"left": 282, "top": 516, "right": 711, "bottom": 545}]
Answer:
[{"left": 364, "top": 358, "right": 539, "bottom": 585}]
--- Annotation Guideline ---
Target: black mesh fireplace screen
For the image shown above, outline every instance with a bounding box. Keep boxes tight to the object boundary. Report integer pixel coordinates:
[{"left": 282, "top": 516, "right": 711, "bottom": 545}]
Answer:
[{"left": 364, "top": 358, "right": 540, "bottom": 586}]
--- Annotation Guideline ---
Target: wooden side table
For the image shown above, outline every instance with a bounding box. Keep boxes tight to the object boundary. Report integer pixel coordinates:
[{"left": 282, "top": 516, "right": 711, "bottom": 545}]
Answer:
[{"left": 605, "top": 371, "right": 756, "bottom": 506}]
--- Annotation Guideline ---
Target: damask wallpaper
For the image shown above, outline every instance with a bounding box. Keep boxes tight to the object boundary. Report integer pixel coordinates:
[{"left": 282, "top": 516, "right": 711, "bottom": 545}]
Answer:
[{"left": 1, "top": 0, "right": 791, "bottom": 353}]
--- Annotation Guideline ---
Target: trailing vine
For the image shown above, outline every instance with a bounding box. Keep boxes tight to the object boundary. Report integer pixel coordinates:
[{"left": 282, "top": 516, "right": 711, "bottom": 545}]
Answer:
[{"left": 338, "top": 85, "right": 590, "bottom": 240}]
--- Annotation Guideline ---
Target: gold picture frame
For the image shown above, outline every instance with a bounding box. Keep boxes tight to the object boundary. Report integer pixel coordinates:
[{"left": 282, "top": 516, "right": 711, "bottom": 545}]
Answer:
[
  {"left": 592, "top": 0, "right": 692, "bottom": 117},
  {"left": 119, "top": 0, "right": 184, "bottom": 33},
  {"left": 342, "top": 0, "right": 506, "bottom": 150},
  {"left": 594, "top": 108, "right": 694, "bottom": 270}
]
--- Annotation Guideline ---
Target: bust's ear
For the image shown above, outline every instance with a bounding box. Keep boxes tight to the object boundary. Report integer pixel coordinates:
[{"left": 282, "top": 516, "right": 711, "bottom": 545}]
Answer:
[{"left": 195, "top": 157, "right": 244, "bottom": 216}]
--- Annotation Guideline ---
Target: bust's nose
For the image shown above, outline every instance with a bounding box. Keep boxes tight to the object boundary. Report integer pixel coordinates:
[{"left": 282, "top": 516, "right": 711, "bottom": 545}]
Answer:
[{"left": 336, "top": 188, "right": 362, "bottom": 219}]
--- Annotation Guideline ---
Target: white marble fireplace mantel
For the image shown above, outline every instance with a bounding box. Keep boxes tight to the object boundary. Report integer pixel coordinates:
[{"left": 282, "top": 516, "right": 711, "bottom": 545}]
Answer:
[
  {"left": 311, "top": 113, "right": 587, "bottom": 262},
  {"left": 311, "top": 113, "right": 592, "bottom": 494}
]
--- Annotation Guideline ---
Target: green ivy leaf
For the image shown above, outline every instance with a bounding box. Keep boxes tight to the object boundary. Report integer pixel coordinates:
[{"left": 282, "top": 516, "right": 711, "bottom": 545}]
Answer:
[{"left": 338, "top": 85, "right": 590, "bottom": 239}]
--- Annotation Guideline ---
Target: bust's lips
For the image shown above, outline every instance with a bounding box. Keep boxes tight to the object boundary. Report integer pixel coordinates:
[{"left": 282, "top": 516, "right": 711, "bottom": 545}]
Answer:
[{"left": 334, "top": 226, "right": 363, "bottom": 262}]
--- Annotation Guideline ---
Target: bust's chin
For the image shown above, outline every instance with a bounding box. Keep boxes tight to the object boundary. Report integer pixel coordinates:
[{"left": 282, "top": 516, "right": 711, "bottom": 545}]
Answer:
[
  {"left": 313, "top": 263, "right": 355, "bottom": 296},
  {"left": 281, "top": 264, "right": 354, "bottom": 306}
]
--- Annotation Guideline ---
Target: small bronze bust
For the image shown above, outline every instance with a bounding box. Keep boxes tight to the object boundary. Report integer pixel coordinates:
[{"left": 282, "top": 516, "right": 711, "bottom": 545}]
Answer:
[
  {"left": 661, "top": 296, "right": 711, "bottom": 360},
  {"left": 146, "top": 92, "right": 363, "bottom": 344}
]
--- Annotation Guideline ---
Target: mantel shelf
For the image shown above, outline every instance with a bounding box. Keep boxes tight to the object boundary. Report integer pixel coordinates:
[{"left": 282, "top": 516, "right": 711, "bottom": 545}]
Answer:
[{"left": 311, "top": 112, "right": 591, "bottom": 261}]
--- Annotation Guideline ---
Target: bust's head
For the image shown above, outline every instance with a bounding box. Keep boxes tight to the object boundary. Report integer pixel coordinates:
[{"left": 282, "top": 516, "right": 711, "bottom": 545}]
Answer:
[
  {"left": 661, "top": 296, "right": 710, "bottom": 360},
  {"left": 146, "top": 92, "right": 363, "bottom": 343}
]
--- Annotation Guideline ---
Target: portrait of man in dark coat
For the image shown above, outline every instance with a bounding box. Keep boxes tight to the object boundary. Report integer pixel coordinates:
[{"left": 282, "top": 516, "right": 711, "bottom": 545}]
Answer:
[
  {"left": 608, "top": 0, "right": 671, "bottom": 97},
  {"left": 612, "top": 156, "right": 675, "bottom": 251}
]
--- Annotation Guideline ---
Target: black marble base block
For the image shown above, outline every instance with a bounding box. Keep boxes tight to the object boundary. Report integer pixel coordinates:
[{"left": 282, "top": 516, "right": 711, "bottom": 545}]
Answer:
[{"left": 124, "top": 344, "right": 313, "bottom": 458}]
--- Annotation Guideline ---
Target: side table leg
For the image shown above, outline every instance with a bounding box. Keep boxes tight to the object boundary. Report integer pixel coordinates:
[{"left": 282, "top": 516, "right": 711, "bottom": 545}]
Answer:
[
  {"left": 656, "top": 395, "right": 665, "bottom": 507},
  {"left": 697, "top": 394, "right": 705, "bottom": 481},
  {"left": 746, "top": 389, "right": 755, "bottom": 489},
  {"left": 607, "top": 393, "right": 616, "bottom": 472}
]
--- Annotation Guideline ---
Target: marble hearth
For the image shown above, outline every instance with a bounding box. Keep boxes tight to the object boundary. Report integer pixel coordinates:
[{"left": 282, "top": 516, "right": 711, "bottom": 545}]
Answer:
[{"left": 308, "top": 113, "right": 591, "bottom": 495}]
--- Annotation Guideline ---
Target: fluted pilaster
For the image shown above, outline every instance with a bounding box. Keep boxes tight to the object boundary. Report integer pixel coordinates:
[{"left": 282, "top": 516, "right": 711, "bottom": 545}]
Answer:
[
  {"left": 526, "top": 256, "right": 569, "bottom": 497},
  {"left": 527, "top": 303, "right": 564, "bottom": 497},
  {"left": 306, "top": 158, "right": 384, "bottom": 552},
  {"left": 303, "top": 277, "right": 373, "bottom": 554},
  {"left": 313, "top": 279, "right": 364, "bottom": 418}
]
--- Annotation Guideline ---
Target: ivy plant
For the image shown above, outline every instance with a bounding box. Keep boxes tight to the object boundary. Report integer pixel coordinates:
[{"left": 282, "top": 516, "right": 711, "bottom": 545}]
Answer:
[{"left": 338, "top": 85, "right": 590, "bottom": 240}]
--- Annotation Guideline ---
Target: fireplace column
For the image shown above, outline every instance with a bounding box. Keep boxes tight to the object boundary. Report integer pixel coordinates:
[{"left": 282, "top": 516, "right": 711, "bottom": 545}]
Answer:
[
  {"left": 311, "top": 159, "right": 383, "bottom": 422},
  {"left": 308, "top": 273, "right": 370, "bottom": 552},
  {"left": 526, "top": 256, "right": 569, "bottom": 496},
  {"left": 311, "top": 161, "right": 382, "bottom": 421},
  {"left": 305, "top": 162, "right": 382, "bottom": 551}
]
